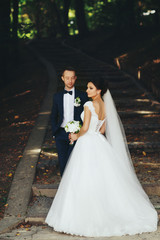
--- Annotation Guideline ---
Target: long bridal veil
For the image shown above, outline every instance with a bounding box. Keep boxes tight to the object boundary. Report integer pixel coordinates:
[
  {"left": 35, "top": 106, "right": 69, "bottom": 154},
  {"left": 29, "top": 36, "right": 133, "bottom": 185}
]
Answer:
[
  {"left": 103, "top": 89, "right": 159, "bottom": 214},
  {"left": 104, "top": 90, "right": 137, "bottom": 175}
]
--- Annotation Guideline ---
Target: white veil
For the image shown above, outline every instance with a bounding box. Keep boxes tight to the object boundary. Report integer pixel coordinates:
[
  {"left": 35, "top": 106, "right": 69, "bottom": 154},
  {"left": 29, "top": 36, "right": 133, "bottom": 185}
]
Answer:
[{"left": 103, "top": 90, "right": 136, "bottom": 174}]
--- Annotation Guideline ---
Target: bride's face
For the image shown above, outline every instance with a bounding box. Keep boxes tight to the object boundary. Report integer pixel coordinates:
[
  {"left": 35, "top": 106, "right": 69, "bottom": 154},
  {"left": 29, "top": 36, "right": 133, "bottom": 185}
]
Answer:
[{"left": 86, "top": 82, "right": 101, "bottom": 98}]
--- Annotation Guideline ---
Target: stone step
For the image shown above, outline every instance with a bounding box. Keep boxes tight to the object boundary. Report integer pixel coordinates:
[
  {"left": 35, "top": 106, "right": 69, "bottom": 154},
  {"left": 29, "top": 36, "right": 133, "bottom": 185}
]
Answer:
[
  {"left": 118, "top": 107, "right": 160, "bottom": 114},
  {"left": 25, "top": 213, "right": 160, "bottom": 225},
  {"left": 122, "top": 117, "right": 160, "bottom": 125},
  {"left": 39, "top": 142, "right": 160, "bottom": 155},
  {"left": 119, "top": 110, "right": 160, "bottom": 118},
  {"left": 112, "top": 93, "right": 144, "bottom": 100},
  {"left": 128, "top": 142, "right": 160, "bottom": 149},
  {"left": 118, "top": 107, "right": 158, "bottom": 113},
  {"left": 63, "top": 82, "right": 138, "bottom": 91},
  {"left": 32, "top": 184, "right": 59, "bottom": 197},
  {"left": 115, "top": 98, "right": 158, "bottom": 107},
  {"left": 25, "top": 196, "right": 53, "bottom": 224},
  {"left": 77, "top": 71, "right": 125, "bottom": 76},
  {"left": 129, "top": 147, "right": 160, "bottom": 155},
  {"left": 109, "top": 81, "right": 136, "bottom": 89},
  {"left": 115, "top": 96, "right": 160, "bottom": 103},
  {"left": 126, "top": 127, "right": 160, "bottom": 136},
  {"left": 68, "top": 75, "right": 132, "bottom": 81},
  {"left": 124, "top": 123, "right": 160, "bottom": 130},
  {"left": 56, "top": 68, "right": 122, "bottom": 74},
  {"left": 47, "top": 60, "right": 110, "bottom": 68},
  {"left": 44, "top": 60, "right": 114, "bottom": 69},
  {"left": 32, "top": 183, "right": 160, "bottom": 198},
  {"left": 63, "top": 73, "right": 131, "bottom": 81},
  {"left": 37, "top": 144, "right": 160, "bottom": 172},
  {"left": 25, "top": 193, "right": 160, "bottom": 224},
  {"left": 115, "top": 98, "right": 152, "bottom": 103}
]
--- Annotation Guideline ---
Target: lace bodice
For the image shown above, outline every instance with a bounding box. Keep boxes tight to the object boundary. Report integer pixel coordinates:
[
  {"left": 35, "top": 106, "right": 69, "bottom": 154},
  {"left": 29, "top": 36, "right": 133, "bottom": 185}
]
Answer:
[{"left": 81, "top": 101, "right": 105, "bottom": 133}]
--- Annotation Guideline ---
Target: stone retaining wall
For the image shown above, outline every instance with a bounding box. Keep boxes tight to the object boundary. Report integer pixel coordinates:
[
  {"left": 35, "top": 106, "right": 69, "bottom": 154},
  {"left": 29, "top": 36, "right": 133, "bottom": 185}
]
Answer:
[{"left": 118, "top": 57, "right": 160, "bottom": 100}]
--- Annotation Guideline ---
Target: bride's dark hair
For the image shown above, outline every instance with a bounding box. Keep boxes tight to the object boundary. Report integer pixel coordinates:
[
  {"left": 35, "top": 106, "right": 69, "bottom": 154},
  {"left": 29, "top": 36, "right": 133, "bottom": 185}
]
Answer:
[{"left": 91, "top": 76, "right": 109, "bottom": 96}]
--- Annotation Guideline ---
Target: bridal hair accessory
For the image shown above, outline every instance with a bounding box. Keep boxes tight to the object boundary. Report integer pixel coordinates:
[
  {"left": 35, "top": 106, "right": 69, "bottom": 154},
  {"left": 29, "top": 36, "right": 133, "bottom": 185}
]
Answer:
[
  {"left": 74, "top": 97, "right": 81, "bottom": 107},
  {"left": 65, "top": 120, "right": 82, "bottom": 145},
  {"left": 104, "top": 90, "right": 137, "bottom": 175}
]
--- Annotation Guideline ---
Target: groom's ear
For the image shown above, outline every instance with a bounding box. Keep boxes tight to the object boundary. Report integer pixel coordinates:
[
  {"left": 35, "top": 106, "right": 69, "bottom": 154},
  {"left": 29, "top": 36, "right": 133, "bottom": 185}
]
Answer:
[{"left": 61, "top": 75, "right": 64, "bottom": 82}]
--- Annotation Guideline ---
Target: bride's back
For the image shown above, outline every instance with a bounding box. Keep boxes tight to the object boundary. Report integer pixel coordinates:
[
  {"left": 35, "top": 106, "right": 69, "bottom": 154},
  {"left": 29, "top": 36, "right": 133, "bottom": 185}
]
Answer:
[{"left": 92, "top": 100, "right": 105, "bottom": 121}]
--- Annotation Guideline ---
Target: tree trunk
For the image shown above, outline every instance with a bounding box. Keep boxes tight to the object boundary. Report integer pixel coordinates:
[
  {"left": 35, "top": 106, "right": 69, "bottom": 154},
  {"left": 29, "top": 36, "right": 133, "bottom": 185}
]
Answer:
[
  {"left": 116, "top": 0, "right": 136, "bottom": 31},
  {"left": 0, "top": 0, "right": 11, "bottom": 86},
  {"left": 137, "top": 0, "right": 142, "bottom": 27},
  {"left": 12, "top": 0, "right": 19, "bottom": 63},
  {"left": 75, "top": 0, "right": 88, "bottom": 36},
  {"left": 50, "top": 0, "right": 64, "bottom": 36},
  {"left": 154, "top": 8, "right": 160, "bottom": 26},
  {"left": 116, "top": 0, "right": 124, "bottom": 30},
  {"left": 0, "top": 0, "right": 11, "bottom": 43},
  {"left": 125, "top": 0, "right": 136, "bottom": 30},
  {"left": 12, "top": 0, "right": 19, "bottom": 40},
  {"left": 63, "top": 0, "right": 71, "bottom": 36},
  {"left": 35, "top": 1, "right": 41, "bottom": 39}
]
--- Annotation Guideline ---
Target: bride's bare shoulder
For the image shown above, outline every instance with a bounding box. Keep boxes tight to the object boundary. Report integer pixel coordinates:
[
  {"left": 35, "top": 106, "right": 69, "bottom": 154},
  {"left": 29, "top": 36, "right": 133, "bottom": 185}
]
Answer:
[{"left": 92, "top": 99, "right": 104, "bottom": 109}]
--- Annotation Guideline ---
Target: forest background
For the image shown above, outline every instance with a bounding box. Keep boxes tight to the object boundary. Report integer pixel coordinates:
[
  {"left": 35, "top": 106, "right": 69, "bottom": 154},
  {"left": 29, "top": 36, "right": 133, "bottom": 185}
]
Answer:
[{"left": 0, "top": 0, "right": 160, "bottom": 97}]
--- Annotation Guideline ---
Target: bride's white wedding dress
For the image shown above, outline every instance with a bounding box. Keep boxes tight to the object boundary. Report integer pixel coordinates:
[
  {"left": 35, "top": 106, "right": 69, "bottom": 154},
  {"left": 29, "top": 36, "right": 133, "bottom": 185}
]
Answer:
[{"left": 45, "top": 99, "right": 158, "bottom": 237}]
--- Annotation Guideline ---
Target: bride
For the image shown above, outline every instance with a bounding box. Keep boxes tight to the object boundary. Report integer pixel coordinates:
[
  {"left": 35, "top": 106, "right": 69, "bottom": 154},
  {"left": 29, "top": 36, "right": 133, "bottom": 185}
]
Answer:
[{"left": 45, "top": 78, "right": 158, "bottom": 237}]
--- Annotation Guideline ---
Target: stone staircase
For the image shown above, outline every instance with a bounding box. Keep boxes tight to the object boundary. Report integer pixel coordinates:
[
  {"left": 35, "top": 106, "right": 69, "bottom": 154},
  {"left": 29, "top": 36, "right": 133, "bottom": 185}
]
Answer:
[{"left": 26, "top": 39, "right": 160, "bottom": 224}]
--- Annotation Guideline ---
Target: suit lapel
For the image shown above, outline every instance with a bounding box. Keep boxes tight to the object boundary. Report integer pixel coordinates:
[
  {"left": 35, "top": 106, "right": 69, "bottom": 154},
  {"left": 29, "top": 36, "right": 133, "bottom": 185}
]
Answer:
[
  {"left": 74, "top": 88, "right": 82, "bottom": 120},
  {"left": 75, "top": 88, "right": 78, "bottom": 98},
  {"left": 59, "top": 91, "right": 64, "bottom": 117},
  {"left": 74, "top": 88, "right": 77, "bottom": 119}
]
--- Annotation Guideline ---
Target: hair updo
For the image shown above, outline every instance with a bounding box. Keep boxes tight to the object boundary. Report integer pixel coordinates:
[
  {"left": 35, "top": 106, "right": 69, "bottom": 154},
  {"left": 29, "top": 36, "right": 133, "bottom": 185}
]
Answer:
[{"left": 90, "top": 76, "right": 109, "bottom": 96}]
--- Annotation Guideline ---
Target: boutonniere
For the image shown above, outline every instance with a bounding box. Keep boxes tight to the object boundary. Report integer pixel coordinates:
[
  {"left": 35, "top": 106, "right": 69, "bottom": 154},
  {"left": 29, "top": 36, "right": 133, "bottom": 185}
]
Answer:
[{"left": 74, "top": 97, "right": 81, "bottom": 107}]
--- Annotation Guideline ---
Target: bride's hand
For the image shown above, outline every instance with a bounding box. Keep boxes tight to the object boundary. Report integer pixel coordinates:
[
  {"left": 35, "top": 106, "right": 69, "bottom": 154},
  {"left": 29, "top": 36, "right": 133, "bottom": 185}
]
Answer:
[{"left": 70, "top": 133, "right": 78, "bottom": 141}]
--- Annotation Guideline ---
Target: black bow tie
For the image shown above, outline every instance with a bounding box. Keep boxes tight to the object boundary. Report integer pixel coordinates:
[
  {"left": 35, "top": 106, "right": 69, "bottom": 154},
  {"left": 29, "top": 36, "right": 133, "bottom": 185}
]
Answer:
[{"left": 64, "top": 90, "right": 73, "bottom": 95}]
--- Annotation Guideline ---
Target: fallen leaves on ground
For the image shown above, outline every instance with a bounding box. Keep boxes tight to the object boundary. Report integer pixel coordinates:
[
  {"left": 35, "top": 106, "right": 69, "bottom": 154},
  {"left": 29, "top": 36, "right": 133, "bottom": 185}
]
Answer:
[{"left": 0, "top": 52, "right": 48, "bottom": 220}]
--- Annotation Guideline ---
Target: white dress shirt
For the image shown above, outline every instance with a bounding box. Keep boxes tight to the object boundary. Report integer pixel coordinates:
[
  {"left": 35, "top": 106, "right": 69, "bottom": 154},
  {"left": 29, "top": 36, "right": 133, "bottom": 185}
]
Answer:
[{"left": 61, "top": 87, "right": 75, "bottom": 128}]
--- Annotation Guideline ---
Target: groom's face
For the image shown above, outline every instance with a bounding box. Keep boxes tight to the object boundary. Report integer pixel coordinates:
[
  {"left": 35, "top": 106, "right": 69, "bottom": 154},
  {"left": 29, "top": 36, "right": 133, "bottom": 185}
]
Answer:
[{"left": 62, "top": 70, "right": 77, "bottom": 90}]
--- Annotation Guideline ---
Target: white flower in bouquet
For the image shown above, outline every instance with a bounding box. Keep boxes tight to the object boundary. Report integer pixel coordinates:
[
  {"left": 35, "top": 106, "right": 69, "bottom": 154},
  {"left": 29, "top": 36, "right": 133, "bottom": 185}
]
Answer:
[
  {"left": 65, "top": 120, "right": 82, "bottom": 145},
  {"left": 74, "top": 97, "right": 81, "bottom": 107},
  {"left": 65, "top": 120, "right": 81, "bottom": 133}
]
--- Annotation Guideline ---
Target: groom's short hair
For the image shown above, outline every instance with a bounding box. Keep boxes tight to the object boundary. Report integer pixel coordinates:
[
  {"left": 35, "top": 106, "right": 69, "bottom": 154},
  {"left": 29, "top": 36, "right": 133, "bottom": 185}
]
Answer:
[{"left": 62, "top": 66, "right": 76, "bottom": 76}]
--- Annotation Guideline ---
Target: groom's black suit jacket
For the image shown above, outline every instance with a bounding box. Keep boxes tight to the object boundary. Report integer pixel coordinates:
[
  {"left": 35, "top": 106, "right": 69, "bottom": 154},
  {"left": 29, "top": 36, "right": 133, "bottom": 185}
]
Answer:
[{"left": 51, "top": 88, "right": 88, "bottom": 136}]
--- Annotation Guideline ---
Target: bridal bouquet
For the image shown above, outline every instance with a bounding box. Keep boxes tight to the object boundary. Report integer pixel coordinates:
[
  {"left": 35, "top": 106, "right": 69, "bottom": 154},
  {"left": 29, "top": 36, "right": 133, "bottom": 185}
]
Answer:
[{"left": 65, "top": 120, "right": 81, "bottom": 144}]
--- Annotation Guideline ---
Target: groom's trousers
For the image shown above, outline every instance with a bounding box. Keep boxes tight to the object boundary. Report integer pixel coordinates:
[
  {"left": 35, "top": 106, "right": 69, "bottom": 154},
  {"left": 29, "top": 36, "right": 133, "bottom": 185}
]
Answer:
[{"left": 55, "top": 128, "right": 75, "bottom": 176}]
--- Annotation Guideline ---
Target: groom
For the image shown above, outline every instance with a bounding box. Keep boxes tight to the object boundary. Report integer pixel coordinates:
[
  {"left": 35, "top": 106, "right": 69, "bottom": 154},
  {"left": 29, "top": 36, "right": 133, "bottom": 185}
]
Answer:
[{"left": 51, "top": 67, "right": 88, "bottom": 176}]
